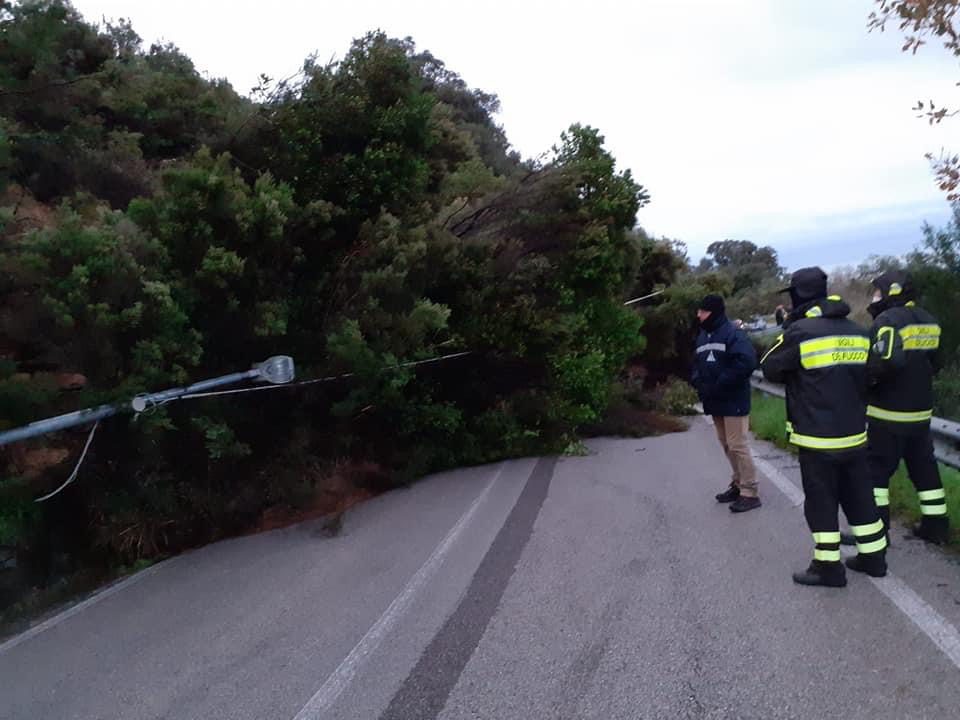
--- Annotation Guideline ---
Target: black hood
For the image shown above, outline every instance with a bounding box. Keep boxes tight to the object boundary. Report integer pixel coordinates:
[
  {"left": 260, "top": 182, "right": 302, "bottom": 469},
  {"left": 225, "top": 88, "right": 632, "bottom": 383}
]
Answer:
[
  {"left": 787, "top": 296, "right": 851, "bottom": 325},
  {"left": 869, "top": 270, "right": 915, "bottom": 318},
  {"left": 700, "top": 312, "right": 728, "bottom": 332}
]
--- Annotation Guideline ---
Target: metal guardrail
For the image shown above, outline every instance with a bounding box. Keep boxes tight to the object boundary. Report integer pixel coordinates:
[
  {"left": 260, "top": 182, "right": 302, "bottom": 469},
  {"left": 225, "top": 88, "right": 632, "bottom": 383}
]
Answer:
[{"left": 750, "top": 372, "right": 960, "bottom": 470}]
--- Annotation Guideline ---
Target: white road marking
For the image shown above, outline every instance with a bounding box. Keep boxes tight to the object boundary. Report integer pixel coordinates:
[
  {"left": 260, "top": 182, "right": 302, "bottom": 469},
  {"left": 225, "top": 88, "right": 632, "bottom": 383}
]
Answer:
[
  {"left": 701, "top": 411, "right": 802, "bottom": 505},
  {"left": 292, "top": 466, "right": 504, "bottom": 719},
  {"left": 867, "top": 574, "right": 960, "bottom": 668},
  {"left": 0, "top": 561, "right": 168, "bottom": 655},
  {"left": 755, "top": 440, "right": 960, "bottom": 672},
  {"left": 751, "top": 452, "right": 804, "bottom": 507}
]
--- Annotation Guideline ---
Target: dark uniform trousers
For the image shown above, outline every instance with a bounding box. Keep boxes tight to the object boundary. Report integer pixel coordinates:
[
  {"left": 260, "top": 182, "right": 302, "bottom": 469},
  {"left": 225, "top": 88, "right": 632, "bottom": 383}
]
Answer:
[
  {"left": 868, "top": 422, "right": 947, "bottom": 529},
  {"left": 800, "top": 447, "right": 888, "bottom": 564}
]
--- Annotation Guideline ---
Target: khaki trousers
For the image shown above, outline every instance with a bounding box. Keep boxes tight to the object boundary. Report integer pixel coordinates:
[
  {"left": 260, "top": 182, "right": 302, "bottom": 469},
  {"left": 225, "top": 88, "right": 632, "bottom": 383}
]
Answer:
[{"left": 713, "top": 415, "right": 758, "bottom": 498}]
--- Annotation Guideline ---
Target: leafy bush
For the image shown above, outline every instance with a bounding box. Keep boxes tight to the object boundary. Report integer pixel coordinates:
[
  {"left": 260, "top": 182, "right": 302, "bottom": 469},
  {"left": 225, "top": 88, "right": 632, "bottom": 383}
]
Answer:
[
  {"left": 659, "top": 378, "right": 699, "bottom": 415},
  {"left": 934, "top": 364, "right": 960, "bottom": 421},
  {"left": 0, "top": 8, "right": 657, "bottom": 591}
]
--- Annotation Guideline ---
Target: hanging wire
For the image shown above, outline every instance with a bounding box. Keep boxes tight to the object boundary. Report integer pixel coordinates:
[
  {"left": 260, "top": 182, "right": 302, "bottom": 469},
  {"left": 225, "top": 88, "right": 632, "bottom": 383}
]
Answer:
[
  {"left": 20, "top": 288, "right": 668, "bottom": 502},
  {"left": 34, "top": 421, "right": 100, "bottom": 503},
  {"left": 179, "top": 351, "right": 474, "bottom": 400}
]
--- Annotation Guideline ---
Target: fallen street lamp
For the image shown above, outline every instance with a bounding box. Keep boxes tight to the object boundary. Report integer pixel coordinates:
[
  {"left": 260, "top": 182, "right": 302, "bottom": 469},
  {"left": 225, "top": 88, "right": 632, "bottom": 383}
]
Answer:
[{"left": 0, "top": 356, "right": 296, "bottom": 447}]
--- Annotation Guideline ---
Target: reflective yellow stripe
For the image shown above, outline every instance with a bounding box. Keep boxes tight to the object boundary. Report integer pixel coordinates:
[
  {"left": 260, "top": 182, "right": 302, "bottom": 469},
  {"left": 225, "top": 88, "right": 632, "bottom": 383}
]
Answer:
[
  {"left": 906, "top": 301, "right": 916, "bottom": 307},
  {"left": 799, "top": 336, "right": 869, "bottom": 369},
  {"left": 789, "top": 430, "right": 868, "bottom": 450},
  {"left": 857, "top": 537, "right": 888, "bottom": 554},
  {"left": 850, "top": 520, "right": 884, "bottom": 537},
  {"left": 805, "top": 306, "right": 823, "bottom": 318},
  {"left": 785, "top": 420, "right": 794, "bottom": 434},
  {"left": 918, "top": 488, "right": 946, "bottom": 501},
  {"left": 903, "top": 338, "right": 941, "bottom": 350},
  {"left": 827, "top": 295, "right": 842, "bottom": 301},
  {"left": 760, "top": 333, "right": 785, "bottom": 365},
  {"left": 812, "top": 531, "right": 841, "bottom": 544},
  {"left": 867, "top": 406, "right": 933, "bottom": 423},
  {"left": 874, "top": 487, "right": 890, "bottom": 507},
  {"left": 800, "top": 336, "right": 868, "bottom": 354},
  {"left": 814, "top": 549, "right": 841, "bottom": 562},
  {"left": 888, "top": 282, "right": 903, "bottom": 296},
  {"left": 875, "top": 326, "right": 895, "bottom": 361},
  {"left": 900, "top": 324, "right": 940, "bottom": 351},
  {"left": 921, "top": 505, "right": 948, "bottom": 516}
]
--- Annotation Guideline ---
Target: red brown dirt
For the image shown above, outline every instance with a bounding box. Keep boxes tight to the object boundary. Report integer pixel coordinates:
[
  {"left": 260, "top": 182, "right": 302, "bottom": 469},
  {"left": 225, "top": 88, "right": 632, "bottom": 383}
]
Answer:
[{"left": 252, "top": 459, "right": 391, "bottom": 534}]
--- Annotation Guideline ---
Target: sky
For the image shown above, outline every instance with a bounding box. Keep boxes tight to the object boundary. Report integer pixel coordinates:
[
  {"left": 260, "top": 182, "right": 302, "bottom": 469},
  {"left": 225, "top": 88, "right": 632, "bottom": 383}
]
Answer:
[{"left": 71, "top": 0, "right": 959, "bottom": 270}]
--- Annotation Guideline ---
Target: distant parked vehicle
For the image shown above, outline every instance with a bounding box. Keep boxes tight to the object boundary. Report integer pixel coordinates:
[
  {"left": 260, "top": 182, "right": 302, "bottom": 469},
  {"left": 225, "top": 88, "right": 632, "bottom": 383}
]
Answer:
[{"left": 743, "top": 316, "right": 767, "bottom": 333}]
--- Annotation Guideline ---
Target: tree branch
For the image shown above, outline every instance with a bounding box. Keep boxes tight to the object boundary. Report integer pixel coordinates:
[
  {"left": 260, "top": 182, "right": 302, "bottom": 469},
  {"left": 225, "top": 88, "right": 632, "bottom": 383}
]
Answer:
[{"left": 0, "top": 71, "right": 105, "bottom": 98}]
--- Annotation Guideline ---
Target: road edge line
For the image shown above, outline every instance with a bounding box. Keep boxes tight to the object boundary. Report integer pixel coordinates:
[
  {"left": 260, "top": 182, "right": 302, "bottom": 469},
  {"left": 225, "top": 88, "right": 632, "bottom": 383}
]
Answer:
[
  {"left": 0, "top": 561, "right": 168, "bottom": 655},
  {"left": 752, "top": 437, "right": 960, "bottom": 672},
  {"left": 292, "top": 464, "right": 504, "bottom": 719}
]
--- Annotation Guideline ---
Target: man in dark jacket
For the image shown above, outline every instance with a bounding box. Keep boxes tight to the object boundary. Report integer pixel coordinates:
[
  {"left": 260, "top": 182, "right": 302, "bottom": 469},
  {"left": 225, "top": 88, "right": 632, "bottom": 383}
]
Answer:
[
  {"left": 761, "top": 267, "right": 887, "bottom": 587},
  {"left": 775, "top": 305, "right": 786, "bottom": 327},
  {"left": 692, "top": 294, "right": 760, "bottom": 513},
  {"left": 853, "top": 270, "right": 948, "bottom": 545}
]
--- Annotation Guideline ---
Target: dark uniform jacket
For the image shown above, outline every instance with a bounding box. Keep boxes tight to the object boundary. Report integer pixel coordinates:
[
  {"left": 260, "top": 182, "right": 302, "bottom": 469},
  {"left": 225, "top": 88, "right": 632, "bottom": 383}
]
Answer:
[
  {"left": 760, "top": 296, "right": 870, "bottom": 451},
  {"left": 866, "top": 299, "right": 942, "bottom": 432},
  {"left": 692, "top": 314, "right": 756, "bottom": 417}
]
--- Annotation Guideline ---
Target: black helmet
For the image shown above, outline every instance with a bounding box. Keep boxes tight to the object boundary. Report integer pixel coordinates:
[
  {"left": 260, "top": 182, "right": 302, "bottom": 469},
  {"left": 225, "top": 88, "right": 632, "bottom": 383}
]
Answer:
[
  {"left": 869, "top": 269, "right": 914, "bottom": 318},
  {"left": 872, "top": 270, "right": 914, "bottom": 302}
]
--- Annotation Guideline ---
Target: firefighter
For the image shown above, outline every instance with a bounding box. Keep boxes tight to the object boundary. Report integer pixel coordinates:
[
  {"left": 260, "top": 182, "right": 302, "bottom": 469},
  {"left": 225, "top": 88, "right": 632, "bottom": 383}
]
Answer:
[
  {"left": 841, "top": 270, "right": 949, "bottom": 545},
  {"left": 761, "top": 267, "right": 887, "bottom": 587}
]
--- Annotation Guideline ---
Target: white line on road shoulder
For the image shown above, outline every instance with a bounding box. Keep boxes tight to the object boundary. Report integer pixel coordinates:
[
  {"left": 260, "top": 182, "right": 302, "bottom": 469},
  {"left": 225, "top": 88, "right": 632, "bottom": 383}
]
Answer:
[
  {"left": 754, "top": 444, "right": 960, "bottom": 672},
  {"left": 0, "top": 561, "right": 168, "bottom": 656},
  {"left": 292, "top": 465, "right": 505, "bottom": 720},
  {"left": 868, "top": 574, "right": 960, "bottom": 668},
  {"left": 751, "top": 452, "right": 804, "bottom": 507}
]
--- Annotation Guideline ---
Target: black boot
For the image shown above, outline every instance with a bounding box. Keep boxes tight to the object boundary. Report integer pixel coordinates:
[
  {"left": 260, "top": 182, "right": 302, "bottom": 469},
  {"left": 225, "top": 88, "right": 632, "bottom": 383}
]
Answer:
[
  {"left": 845, "top": 552, "right": 887, "bottom": 578},
  {"left": 715, "top": 485, "right": 740, "bottom": 503},
  {"left": 792, "top": 560, "right": 847, "bottom": 588},
  {"left": 730, "top": 496, "right": 761, "bottom": 513},
  {"left": 912, "top": 517, "right": 950, "bottom": 545}
]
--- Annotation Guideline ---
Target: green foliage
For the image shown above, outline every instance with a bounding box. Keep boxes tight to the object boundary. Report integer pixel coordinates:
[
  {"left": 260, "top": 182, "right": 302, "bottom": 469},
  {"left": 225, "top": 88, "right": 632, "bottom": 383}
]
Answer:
[
  {"left": 0, "top": 8, "right": 658, "bottom": 596},
  {"left": 0, "top": 477, "right": 37, "bottom": 547},
  {"left": 749, "top": 391, "right": 792, "bottom": 451},
  {"left": 911, "top": 207, "right": 960, "bottom": 369},
  {"left": 640, "top": 269, "right": 732, "bottom": 377},
  {"left": 659, "top": 378, "right": 699, "bottom": 415},
  {"left": 698, "top": 240, "right": 784, "bottom": 300},
  {"left": 191, "top": 416, "right": 251, "bottom": 460},
  {"left": 933, "top": 364, "right": 960, "bottom": 421},
  {"left": 0, "top": 0, "right": 247, "bottom": 205},
  {"left": 13, "top": 205, "right": 200, "bottom": 390}
]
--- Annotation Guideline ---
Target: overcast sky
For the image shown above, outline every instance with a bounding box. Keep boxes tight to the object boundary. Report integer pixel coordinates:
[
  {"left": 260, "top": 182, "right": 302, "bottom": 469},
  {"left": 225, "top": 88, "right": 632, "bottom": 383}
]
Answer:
[{"left": 72, "top": 0, "right": 958, "bottom": 270}]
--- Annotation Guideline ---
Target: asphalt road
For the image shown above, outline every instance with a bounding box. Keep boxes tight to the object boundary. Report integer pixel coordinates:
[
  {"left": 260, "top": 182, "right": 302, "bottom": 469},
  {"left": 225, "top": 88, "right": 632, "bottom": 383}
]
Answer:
[{"left": 2, "top": 417, "right": 960, "bottom": 719}]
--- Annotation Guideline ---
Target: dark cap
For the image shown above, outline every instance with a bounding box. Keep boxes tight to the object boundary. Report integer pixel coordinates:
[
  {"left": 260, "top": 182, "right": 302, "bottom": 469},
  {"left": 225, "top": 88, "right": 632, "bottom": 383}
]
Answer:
[
  {"left": 779, "top": 266, "right": 828, "bottom": 305},
  {"left": 698, "top": 294, "right": 725, "bottom": 316}
]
